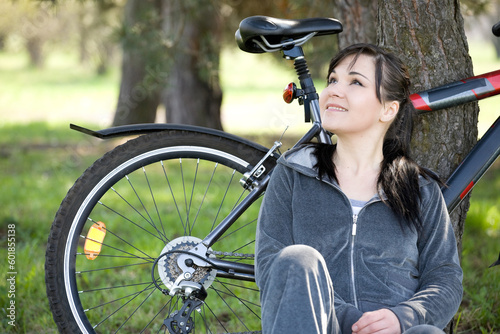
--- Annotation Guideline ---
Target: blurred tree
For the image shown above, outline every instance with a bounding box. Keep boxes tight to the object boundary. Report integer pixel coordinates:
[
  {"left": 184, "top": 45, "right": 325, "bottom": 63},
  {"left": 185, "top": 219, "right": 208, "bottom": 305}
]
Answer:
[
  {"left": 461, "top": 0, "right": 500, "bottom": 58},
  {"left": 333, "top": 0, "right": 377, "bottom": 48},
  {"left": 160, "top": 0, "right": 223, "bottom": 129},
  {"left": 0, "top": 0, "right": 118, "bottom": 70},
  {"left": 0, "top": 0, "right": 60, "bottom": 67},
  {"left": 76, "top": 1, "right": 122, "bottom": 75},
  {"left": 112, "top": 0, "right": 164, "bottom": 125}
]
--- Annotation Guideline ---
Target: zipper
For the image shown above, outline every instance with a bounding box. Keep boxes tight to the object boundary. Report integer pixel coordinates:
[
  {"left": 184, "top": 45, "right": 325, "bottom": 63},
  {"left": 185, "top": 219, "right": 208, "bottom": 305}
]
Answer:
[
  {"left": 350, "top": 213, "right": 359, "bottom": 308},
  {"left": 316, "top": 176, "right": 382, "bottom": 310}
]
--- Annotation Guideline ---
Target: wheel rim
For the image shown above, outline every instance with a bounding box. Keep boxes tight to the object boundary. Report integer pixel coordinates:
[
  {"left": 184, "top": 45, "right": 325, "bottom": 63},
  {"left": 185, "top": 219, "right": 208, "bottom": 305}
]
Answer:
[{"left": 63, "top": 146, "right": 262, "bottom": 333}]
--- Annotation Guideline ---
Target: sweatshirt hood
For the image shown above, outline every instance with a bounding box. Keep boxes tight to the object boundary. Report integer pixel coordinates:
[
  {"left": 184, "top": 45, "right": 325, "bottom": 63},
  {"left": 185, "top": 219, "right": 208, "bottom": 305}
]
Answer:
[
  {"left": 277, "top": 144, "right": 436, "bottom": 191},
  {"left": 278, "top": 145, "right": 319, "bottom": 178}
]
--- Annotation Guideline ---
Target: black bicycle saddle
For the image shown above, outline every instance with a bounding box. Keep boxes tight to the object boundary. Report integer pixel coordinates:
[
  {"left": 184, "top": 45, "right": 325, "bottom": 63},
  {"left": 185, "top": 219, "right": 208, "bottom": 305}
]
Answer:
[{"left": 236, "top": 16, "right": 342, "bottom": 53}]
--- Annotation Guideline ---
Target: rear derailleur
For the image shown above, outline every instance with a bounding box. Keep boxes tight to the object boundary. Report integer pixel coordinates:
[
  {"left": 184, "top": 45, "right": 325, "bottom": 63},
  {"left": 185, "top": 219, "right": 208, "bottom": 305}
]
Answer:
[{"left": 163, "top": 287, "right": 207, "bottom": 334}]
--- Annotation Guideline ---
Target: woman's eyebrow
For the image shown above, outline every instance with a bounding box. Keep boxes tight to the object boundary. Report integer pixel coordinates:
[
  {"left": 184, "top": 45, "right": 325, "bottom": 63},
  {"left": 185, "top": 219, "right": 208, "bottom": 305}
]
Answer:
[
  {"left": 349, "top": 71, "right": 370, "bottom": 81},
  {"left": 330, "top": 69, "right": 371, "bottom": 82}
]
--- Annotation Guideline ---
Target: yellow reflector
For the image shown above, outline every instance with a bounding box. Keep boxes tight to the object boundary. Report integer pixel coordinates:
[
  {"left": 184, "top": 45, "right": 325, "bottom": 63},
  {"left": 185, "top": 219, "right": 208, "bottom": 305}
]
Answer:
[{"left": 84, "top": 222, "right": 106, "bottom": 260}]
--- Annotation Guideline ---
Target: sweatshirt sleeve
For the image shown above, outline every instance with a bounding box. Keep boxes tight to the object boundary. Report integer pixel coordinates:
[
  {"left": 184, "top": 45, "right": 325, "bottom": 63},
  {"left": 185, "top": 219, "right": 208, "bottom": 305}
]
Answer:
[
  {"left": 390, "top": 180, "right": 463, "bottom": 331},
  {"left": 255, "top": 163, "right": 295, "bottom": 288}
]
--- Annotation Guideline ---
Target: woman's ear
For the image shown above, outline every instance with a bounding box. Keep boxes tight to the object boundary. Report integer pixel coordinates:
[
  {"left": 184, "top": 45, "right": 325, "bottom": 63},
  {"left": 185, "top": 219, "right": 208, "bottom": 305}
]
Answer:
[{"left": 380, "top": 101, "right": 399, "bottom": 123}]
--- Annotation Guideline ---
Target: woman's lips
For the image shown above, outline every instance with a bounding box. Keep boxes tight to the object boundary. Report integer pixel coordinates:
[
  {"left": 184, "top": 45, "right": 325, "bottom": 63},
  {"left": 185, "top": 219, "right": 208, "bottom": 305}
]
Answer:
[{"left": 325, "top": 103, "right": 348, "bottom": 112}]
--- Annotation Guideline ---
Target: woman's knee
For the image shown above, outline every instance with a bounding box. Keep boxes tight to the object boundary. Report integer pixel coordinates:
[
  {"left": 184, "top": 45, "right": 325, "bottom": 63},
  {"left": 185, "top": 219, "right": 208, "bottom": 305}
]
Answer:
[
  {"left": 275, "top": 244, "right": 324, "bottom": 268},
  {"left": 268, "top": 245, "right": 330, "bottom": 280}
]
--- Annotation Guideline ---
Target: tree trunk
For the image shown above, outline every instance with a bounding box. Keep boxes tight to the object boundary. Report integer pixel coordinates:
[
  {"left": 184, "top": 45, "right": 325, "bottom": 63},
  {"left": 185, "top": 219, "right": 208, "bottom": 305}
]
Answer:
[
  {"left": 26, "top": 36, "right": 44, "bottom": 68},
  {"left": 378, "top": 0, "right": 478, "bottom": 332},
  {"left": 161, "top": 1, "right": 223, "bottom": 130},
  {"left": 334, "top": 0, "right": 377, "bottom": 48},
  {"left": 112, "top": 0, "right": 163, "bottom": 126}
]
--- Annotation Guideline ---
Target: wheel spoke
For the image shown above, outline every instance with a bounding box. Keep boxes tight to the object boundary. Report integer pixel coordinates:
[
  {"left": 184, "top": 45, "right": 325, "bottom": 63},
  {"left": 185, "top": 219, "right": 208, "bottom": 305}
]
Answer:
[
  {"left": 161, "top": 160, "right": 186, "bottom": 237},
  {"left": 115, "top": 285, "right": 158, "bottom": 333},
  {"left": 76, "top": 261, "right": 152, "bottom": 274},
  {"left": 212, "top": 280, "right": 261, "bottom": 314},
  {"left": 142, "top": 166, "right": 168, "bottom": 242},
  {"left": 218, "top": 218, "right": 257, "bottom": 243},
  {"left": 141, "top": 298, "right": 173, "bottom": 334},
  {"left": 211, "top": 169, "right": 237, "bottom": 231},
  {"left": 190, "top": 162, "right": 218, "bottom": 234},
  {"left": 79, "top": 233, "right": 154, "bottom": 262},
  {"left": 185, "top": 159, "right": 200, "bottom": 235},
  {"left": 93, "top": 282, "right": 157, "bottom": 330},
  {"left": 87, "top": 217, "right": 155, "bottom": 259},
  {"left": 83, "top": 284, "right": 157, "bottom": 312},
  {"left": 125, "top": 174, "right": 168, "bottom": 243},
  {"left": 97, "top": 201, "right": 165, "bottom": 242},
  {"left": 179, "top": 158, "right": 189, "bottom": 236},
  {"left": 203, "top": 302, "right": 229, "bottom": 333}
]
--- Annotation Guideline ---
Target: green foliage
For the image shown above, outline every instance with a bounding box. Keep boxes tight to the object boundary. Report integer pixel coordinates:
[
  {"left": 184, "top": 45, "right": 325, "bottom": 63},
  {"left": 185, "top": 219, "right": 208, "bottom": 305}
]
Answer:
[{"left": 455, "top": 159, "right": 500, "bottom": 333}]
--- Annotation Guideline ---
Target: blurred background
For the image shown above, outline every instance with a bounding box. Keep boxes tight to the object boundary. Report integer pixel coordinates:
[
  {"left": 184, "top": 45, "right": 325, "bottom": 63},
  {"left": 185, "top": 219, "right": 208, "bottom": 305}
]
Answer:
[{"left": 0, "top": 0, "right": 499, "bottom": 332}]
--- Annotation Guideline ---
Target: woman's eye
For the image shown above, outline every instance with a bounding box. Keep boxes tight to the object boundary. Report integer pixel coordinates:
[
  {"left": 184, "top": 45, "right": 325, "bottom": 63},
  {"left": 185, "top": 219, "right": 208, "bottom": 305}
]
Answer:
[
  {"left": 352, "top": 79, "right": 363, "bottom": 86},
  {"left": 327, "top": 78, "right": 337, "bottom": 85}
]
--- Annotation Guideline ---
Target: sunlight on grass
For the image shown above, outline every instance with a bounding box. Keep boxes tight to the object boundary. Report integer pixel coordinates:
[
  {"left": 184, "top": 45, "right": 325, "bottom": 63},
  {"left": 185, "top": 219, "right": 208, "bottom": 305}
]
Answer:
[{"left": 0, "top": 51, "right": 119, "bottom": 127}]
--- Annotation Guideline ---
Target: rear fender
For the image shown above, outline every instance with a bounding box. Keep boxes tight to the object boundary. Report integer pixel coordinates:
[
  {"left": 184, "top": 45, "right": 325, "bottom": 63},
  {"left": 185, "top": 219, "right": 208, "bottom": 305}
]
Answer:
[{"left": 70, "top": 123, "right": 272, "bottom": 155}]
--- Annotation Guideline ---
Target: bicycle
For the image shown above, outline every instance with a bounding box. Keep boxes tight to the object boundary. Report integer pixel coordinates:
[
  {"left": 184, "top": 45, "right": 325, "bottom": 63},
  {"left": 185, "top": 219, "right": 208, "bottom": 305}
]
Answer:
[{"left": 45, "top": 16, "right": 500, "bottom": 334}]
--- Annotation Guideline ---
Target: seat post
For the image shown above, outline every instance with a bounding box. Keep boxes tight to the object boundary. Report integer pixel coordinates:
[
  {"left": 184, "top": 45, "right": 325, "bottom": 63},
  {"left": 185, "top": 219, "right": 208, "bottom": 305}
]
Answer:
[
  {"left": 282, "top": 45, "right": 317, "bottom": 102},
  {"left": 282, "top": 46, "right": 331, "bottom": 144}
]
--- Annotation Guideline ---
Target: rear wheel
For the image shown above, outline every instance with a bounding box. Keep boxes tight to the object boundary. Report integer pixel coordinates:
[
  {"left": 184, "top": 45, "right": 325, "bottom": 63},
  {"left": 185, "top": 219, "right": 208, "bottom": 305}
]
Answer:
[{"left": 45, "top": 130, "right": 275, "bottom": 333}]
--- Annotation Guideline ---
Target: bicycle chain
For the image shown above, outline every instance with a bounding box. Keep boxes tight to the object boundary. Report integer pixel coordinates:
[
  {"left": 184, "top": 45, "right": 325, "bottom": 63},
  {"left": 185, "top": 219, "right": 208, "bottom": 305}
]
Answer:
[
  {"left": 207, "top": 250, "right": 255, "bottom": 258},
  {"left": 206, "top": 251, "right": 261, "bottom": 334}
]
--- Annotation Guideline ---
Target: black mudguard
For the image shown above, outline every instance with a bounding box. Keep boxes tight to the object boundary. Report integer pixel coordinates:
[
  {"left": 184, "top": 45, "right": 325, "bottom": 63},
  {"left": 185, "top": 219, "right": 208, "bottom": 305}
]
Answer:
[{"left": 70, "top": 123, "right": 271, "bottom": 154}]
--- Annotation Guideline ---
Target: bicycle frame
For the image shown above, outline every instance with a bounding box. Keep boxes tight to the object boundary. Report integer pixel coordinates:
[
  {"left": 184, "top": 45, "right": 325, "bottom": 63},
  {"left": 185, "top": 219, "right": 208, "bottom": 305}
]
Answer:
[{"left": 411, "top": 70, "right": 500, "bottom": 212}]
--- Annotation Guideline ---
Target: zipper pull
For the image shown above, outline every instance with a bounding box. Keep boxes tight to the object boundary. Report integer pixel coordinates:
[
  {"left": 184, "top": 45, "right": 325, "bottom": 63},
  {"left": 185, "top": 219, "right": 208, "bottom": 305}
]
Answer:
[{"left": 352, "top": 214, "right": 358, "bottom": 236}]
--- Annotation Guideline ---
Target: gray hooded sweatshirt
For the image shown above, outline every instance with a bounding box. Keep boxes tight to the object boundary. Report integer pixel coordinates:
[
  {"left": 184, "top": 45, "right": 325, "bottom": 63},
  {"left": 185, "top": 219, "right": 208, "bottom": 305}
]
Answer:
[{"left": 255, "top": 145, "right": 463, "bottom": 333}]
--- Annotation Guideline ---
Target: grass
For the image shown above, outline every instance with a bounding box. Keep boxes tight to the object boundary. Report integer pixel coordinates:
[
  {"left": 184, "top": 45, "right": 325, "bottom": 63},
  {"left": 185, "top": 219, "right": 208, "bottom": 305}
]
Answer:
[{"left": 0, "top": 40, "right": 499, "bottom": 332}]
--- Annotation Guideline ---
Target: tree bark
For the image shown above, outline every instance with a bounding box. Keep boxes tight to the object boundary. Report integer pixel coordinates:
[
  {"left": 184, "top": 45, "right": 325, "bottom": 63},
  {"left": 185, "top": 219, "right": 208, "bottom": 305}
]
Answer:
[
  {"left": 334, "top": 0, "right": 378, "bottom": 48},
  {"left": 112, "top": 0, "right": 162, "bottom": 126},
  {"left": 377, "top": 1, "right": 478, "bottom": 332},
  {"left": 378, "top": 0, "right": 477, "bottom": 235},
  {"left": 161, "top": 1, "right": 223, "bottom": 130}
]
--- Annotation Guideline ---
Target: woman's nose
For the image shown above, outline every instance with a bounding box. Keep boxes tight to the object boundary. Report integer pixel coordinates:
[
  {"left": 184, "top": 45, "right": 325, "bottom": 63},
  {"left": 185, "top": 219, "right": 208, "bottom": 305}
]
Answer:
[{"left": 327, "top": 82, "right": 344, "bottom": 98}]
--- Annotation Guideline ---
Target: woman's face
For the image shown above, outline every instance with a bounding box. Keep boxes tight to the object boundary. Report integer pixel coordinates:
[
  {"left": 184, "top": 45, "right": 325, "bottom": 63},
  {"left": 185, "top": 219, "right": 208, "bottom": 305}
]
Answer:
[{"left": 319, "top": 54, "right": 392, "bottom": 137}]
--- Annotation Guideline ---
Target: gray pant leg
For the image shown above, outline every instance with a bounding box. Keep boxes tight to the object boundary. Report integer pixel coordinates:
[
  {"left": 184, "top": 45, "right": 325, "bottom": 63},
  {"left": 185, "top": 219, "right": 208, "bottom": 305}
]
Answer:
[
  {"left": 404, "top": 324, "right": 445, "bottom": 333},
  {"left": 259, "top": 245, "right": 340, "bottom": 334}
]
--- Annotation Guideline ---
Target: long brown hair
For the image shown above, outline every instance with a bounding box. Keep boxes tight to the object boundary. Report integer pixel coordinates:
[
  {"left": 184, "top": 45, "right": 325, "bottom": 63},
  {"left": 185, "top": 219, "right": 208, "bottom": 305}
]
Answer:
[{"left": 314, "top": 43, "right": 440, "bottom": 231}]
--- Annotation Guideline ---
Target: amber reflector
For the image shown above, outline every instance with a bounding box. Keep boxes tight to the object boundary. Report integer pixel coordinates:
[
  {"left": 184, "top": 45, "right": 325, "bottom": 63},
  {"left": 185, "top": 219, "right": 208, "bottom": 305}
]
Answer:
[
  {"left": 283, "top": 83, "right": 296, "bottom": 104},
  {"left": 84, "top": 222, "right": 106, "bottom": 260}
]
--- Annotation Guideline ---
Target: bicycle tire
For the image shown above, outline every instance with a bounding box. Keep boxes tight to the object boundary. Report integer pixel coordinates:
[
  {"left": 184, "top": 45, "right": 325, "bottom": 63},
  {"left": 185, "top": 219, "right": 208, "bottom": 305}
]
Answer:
[{"left": 45, "top": 129, "right": 276, "bottom": 334}]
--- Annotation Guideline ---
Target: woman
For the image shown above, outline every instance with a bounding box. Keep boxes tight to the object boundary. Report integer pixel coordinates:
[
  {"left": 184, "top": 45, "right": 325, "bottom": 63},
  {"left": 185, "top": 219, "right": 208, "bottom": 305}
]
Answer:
[{"left": 255, "top": 44, "right": 463, "bottom": 334}]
